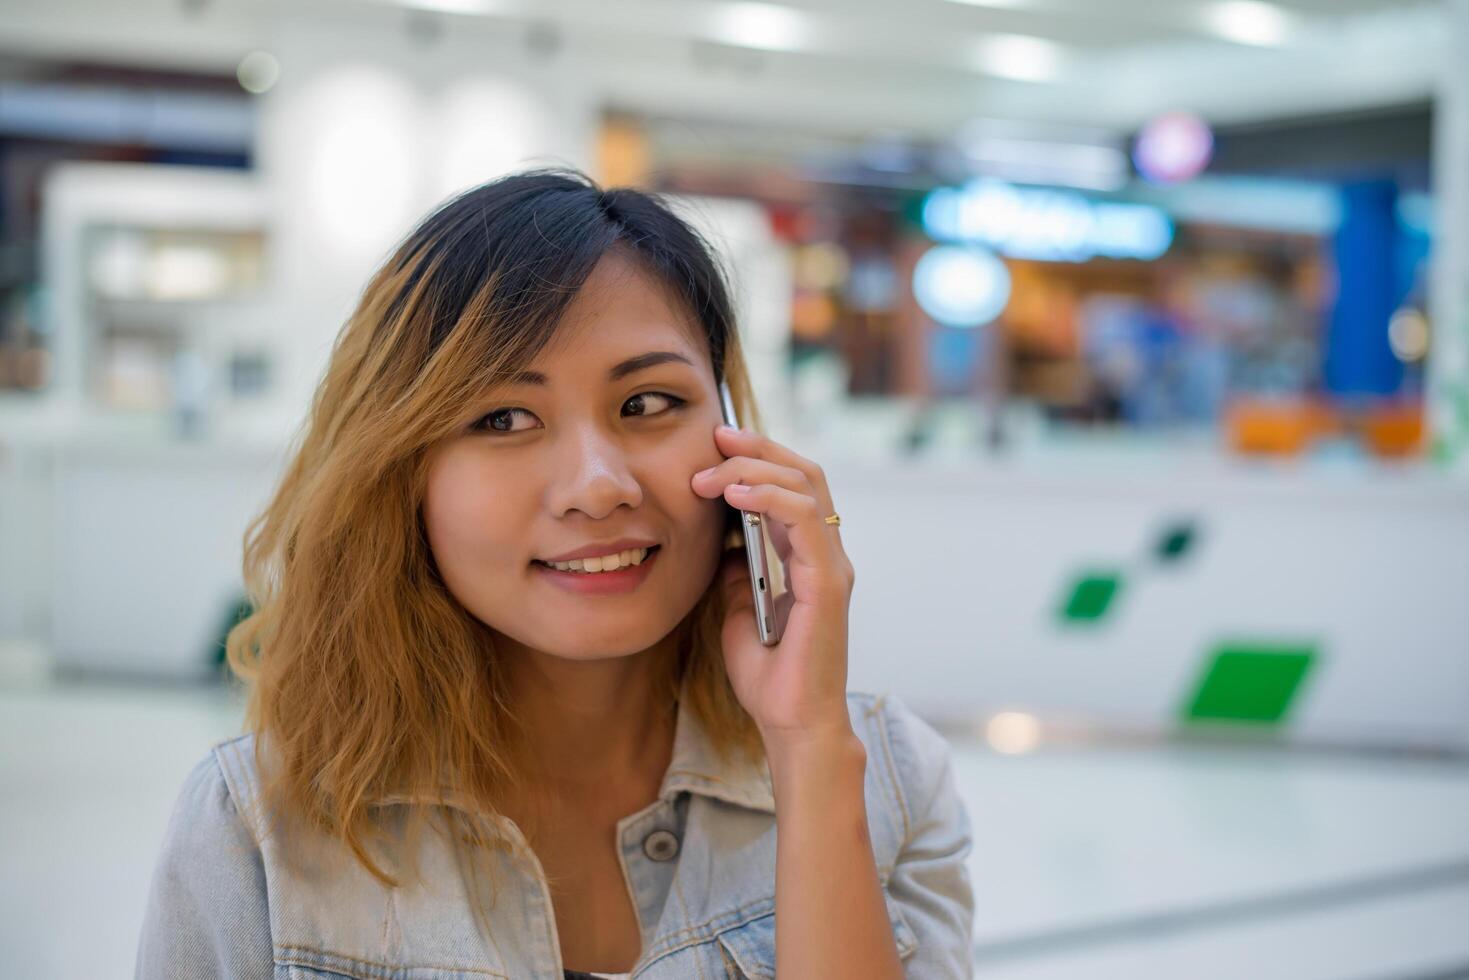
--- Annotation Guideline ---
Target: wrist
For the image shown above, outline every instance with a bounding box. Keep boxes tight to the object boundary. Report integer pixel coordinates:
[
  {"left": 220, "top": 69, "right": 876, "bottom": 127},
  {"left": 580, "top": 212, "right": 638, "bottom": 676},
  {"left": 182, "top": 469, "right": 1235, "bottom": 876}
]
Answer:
[{"left": 763, "top": 725, "right": 866, "bottom": 784}]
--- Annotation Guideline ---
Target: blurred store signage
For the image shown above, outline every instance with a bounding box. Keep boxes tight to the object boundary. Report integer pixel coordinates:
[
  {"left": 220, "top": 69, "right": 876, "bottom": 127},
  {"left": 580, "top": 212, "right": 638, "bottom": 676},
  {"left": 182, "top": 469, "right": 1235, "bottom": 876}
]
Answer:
[
  {"left": 0, "top": 82, "right": 253, "bottom": 152},
  {"left": 956, "top": 118, "right": 1129, "bottom": 192},
  {"left": 1134, "top": 175, "right": 1341, "bottom": 235},
  {"left": 922, "top": 177, "right": 1174, "bottom": 263}
]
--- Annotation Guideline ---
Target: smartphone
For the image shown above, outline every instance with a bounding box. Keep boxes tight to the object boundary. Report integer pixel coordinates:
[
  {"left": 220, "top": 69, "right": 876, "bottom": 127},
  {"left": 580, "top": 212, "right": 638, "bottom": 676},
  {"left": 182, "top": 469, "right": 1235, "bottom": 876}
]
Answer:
[{"left": 717, "top": 379, "right": 789, "bottom": 646}]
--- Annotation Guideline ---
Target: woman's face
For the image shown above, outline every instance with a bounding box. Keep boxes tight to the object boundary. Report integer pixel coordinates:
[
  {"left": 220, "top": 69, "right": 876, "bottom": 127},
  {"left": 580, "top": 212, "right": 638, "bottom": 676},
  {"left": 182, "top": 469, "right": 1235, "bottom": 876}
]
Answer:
[{"left": 422, "top": 251, "right": 728, "bottom": 661}]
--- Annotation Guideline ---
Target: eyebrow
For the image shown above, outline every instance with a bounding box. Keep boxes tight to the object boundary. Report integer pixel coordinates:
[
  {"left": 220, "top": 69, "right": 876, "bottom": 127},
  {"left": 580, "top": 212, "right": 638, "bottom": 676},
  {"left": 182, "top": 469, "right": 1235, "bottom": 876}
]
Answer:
[{"left": 503, "top": 350, "right": 698, "bottom": 386}]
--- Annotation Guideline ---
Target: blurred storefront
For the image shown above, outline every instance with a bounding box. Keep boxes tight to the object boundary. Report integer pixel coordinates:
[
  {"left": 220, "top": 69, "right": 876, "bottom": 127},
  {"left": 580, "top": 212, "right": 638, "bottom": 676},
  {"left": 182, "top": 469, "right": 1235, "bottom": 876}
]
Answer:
[
  {"left": 0, "top": 0, "right": 1465, "bottom": 752},
  {"left": 603, "top": 100, "right": 1465, "bottom": 753},
  {"left": 619, "top": 102, "right": 1436, "bottom": 464}
]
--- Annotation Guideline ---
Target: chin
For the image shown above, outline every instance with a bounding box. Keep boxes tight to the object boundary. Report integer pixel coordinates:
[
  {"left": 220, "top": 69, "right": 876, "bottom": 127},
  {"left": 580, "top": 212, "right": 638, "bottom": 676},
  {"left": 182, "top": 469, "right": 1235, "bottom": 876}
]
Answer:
[{"left": 538, "top": 619, "right": 672, "bottom": 659}]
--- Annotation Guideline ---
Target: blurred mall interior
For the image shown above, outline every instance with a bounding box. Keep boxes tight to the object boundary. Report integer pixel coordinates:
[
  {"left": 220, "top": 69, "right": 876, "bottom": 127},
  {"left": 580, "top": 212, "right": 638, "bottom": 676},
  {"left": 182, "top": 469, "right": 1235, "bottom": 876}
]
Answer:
[{"left": 1, "top": 0, "right": 1467, "bottom": 976}]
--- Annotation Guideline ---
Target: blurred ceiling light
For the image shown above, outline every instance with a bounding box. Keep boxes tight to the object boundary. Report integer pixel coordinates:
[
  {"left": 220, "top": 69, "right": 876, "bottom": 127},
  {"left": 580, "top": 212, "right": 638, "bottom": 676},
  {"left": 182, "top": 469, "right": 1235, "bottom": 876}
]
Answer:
[
  {"left": 985, "top": 711, "right": 1041, "bottom": 755},
  {"left": 300, "top": 67, "right": 421, "bottom": 259},
  {"left": 236, "top": 51, "right": 280, "bottom": 95},
  {"left": 968, "top": 33, "right": 1066, "bottom": 82},
  {"left": 913, "top": 244, "right": 1012, "bottom": 328},
  {"left": 705, "top": 1, "right": 813, "bottom": 53},
  {"left": 944, "top": 0, "right": 1037, "bottom": 7},
  {"left": 1132, "top": 111, "right": 1214, "bottom": 184},
  {"left": 1388, "top": 307, "right": 1430, "bottom": 363},
  {"left": 434, "top": 78, "right": 548, "bottom": 197},
  {"left": 391, "top": 0, "right": 506, "bottom": 13},
  {"left": 1202, "top": 1, "right": 1294, "bottom": 46}
]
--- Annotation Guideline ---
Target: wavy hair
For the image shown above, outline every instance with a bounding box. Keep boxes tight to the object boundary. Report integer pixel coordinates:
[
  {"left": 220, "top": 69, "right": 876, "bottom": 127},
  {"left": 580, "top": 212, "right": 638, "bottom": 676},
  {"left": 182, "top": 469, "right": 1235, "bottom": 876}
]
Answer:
[{"left": 225, "top": 169, "right": 767, "bottom": 894}]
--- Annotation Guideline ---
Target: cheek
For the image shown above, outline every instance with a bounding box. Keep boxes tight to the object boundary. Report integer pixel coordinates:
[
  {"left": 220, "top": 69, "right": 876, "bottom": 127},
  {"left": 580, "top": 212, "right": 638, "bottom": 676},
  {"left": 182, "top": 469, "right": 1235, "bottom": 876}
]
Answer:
[
  {"left": 650, "top": 439, "right": 726, "bottom": 546},
  {"left": 423, "top": 452, "right": 516, "bottom": 570},
  {"left": 663, "top": 415, "right": 723, "bottom": 475}
]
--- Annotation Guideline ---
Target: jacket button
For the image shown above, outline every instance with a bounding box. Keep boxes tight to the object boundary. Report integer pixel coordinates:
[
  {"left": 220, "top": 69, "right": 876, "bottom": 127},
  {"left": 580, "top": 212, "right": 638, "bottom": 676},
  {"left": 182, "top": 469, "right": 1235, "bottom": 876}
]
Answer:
[{"left": 642, "top": 829, "right": 680, "bottom": 862}]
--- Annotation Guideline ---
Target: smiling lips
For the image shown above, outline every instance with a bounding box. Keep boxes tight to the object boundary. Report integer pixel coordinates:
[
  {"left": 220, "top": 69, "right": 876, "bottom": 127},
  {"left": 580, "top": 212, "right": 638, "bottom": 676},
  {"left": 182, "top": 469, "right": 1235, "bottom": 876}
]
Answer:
[
  {"left": 533, "top": 546, "right": 661, "bottom": 595},
  {"left": 535, "top": 546, "right": 655, "bottom": 573},
  {"left": 536, "top": 537, "right": 661, "bottom": 564}
]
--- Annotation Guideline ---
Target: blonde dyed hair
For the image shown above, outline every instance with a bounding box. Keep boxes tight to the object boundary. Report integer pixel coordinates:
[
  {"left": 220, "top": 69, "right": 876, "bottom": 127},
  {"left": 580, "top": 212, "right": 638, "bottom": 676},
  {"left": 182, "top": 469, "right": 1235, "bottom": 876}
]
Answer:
[{"left": 225, "top": 170, "right": 766, "bottom": 896}]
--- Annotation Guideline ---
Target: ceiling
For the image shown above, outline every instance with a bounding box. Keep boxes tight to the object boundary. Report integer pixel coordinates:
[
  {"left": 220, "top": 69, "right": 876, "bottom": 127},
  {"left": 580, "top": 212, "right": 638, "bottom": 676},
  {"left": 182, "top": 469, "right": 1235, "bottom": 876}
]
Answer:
[{"left": 0, "top": 0, "right": 1451, "bottom": 144}]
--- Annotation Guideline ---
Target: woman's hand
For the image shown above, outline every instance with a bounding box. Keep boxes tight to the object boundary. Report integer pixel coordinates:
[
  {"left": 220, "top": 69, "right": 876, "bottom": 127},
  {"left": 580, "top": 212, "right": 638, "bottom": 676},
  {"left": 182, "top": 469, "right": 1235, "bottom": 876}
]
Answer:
[
  {"left": 693, "top": 424, "right": 904, "bottom": 979},
  {"left": 690, "top": 423, "right": 857, "bottom": 750}
]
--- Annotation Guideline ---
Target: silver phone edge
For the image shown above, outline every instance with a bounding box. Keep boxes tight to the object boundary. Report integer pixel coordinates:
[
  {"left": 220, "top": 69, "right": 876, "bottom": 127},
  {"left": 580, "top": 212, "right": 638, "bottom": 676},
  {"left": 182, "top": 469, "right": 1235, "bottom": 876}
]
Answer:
[{"left": 717, "top": 379, "right": 781, "bottom": 646}]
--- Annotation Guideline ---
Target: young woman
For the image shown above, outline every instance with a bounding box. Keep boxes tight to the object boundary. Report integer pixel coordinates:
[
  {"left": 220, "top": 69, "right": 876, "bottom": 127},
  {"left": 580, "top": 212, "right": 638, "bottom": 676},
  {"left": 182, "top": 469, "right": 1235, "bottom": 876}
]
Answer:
[{"left": 136, "top": 169, "right": 974, "bottom": 979}]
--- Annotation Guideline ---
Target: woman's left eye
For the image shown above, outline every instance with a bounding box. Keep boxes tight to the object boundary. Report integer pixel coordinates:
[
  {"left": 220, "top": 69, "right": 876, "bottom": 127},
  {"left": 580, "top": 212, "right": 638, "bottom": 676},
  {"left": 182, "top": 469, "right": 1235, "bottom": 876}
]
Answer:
[{"left": 623, "top": 391, "right": 686, "bottom": 417}]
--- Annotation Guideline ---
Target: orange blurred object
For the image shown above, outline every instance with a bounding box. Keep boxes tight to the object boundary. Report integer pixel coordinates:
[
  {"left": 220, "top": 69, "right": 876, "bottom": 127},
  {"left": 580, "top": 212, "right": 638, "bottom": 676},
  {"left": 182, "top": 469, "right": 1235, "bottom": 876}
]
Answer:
[
  {"left": 1227, "top": 397, "right": 1424, "bottom": 458},
  {"left": 791, "top": 291, "right": 837, "bottom": 341},
  {"left": 596, "top": 115, "right": 651, "bottom": 188},
  {"left": 1360, "top": 402, "right": 1425, "bottom": 457},
  {"left": 1226, "top": 398, "right": 1323, "bottom": 456}
]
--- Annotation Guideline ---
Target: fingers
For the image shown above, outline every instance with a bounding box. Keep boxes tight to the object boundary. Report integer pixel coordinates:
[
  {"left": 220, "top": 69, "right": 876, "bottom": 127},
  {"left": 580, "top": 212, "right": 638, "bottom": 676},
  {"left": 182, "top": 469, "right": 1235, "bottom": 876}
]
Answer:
[
  {"left": 691, "top": 455, "right": 811, "bottom": 501},
  {"left": 709, "top": 425, "right": 836, "bottom": 515},
  {"left": 719, "top": 482, "right": 844, "bottom": 581},
  {"left": 694, "top": 423, "right": 851, "bottom": 599}
]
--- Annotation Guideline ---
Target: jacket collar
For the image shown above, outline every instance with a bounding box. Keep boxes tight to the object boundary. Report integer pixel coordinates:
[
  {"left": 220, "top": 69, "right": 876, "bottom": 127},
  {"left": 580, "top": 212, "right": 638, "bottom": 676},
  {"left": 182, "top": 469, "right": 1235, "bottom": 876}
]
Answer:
[{"left": 657, "top": 678, "right": 775, "bottom": 815}]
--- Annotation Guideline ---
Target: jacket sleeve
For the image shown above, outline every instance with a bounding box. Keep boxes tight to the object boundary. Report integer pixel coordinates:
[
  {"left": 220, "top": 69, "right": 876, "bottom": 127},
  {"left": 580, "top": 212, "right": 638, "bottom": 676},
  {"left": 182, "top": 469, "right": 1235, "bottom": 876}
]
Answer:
[
  {"left": 880, "top": 694, "right": 976, "bottom": 979},
  {"left": 135, "top": 750, "right": 273, "bottom": 980}
]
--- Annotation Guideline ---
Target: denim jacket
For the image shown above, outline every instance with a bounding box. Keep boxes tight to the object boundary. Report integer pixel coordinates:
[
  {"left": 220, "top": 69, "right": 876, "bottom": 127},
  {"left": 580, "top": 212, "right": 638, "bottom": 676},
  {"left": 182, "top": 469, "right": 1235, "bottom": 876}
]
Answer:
[{"left": 135, "top": 690, "right": 975, "bottom": 979}]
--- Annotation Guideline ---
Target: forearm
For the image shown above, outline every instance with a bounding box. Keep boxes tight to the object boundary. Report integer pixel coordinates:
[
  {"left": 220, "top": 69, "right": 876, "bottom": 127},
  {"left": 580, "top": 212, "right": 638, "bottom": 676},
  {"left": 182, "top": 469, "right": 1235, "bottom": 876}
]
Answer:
[{"left": 767, "top": 729, "right": 905, "bottom": 979}]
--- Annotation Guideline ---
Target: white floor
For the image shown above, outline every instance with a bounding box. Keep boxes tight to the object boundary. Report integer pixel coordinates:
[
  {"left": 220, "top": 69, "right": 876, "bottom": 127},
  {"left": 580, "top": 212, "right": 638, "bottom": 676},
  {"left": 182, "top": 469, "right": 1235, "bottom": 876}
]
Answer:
[{"left": 2, "top": 679, "right": 1468, "bottom": 979}]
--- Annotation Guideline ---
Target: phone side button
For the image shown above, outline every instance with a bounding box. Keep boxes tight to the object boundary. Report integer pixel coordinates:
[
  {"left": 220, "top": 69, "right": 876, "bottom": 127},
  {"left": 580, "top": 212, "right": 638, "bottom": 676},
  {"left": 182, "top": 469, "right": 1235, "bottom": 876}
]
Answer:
[{"left": 744, "top": 513, "right": 761, "bottom": 527}]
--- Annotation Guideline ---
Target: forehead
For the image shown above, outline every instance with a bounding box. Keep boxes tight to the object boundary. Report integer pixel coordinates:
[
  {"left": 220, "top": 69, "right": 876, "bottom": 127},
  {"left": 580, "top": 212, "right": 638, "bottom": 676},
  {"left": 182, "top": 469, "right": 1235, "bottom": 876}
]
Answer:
[{"left": 536, "top": 251, "right": 709, "bottom": 372}]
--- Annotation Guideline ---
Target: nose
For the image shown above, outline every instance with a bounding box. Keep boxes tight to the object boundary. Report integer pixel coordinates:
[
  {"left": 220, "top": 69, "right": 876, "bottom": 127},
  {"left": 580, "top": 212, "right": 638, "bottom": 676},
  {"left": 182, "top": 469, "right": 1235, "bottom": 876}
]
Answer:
[{"left": 544, "top": 424, "right": 645, "bottom": 520}]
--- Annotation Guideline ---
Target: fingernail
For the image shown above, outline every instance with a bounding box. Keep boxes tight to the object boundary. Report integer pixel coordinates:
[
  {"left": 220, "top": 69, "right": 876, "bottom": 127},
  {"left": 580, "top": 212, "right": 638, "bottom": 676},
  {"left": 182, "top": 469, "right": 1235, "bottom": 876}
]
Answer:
[
  {"left": 694, "top": 467, "right": 716, "bottom": 479},
  {"left": 718, "top": 424, "right": 740, "bottom": 434},
  {"left": 727, "top": 483, "right": 750, "bottom": 494}
]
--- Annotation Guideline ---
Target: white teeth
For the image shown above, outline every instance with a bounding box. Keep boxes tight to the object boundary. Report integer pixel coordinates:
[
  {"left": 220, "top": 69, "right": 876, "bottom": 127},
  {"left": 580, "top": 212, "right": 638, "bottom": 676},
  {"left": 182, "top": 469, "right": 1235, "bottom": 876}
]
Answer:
[{"left": 543, "top": 547, "right": 652, "bottom": 573}]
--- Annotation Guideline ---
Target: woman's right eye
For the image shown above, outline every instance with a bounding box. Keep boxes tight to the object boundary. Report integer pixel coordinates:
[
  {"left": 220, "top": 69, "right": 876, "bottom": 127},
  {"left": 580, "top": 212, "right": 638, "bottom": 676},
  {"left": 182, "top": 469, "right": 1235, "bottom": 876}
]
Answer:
[{"left": 474, "top": 408, "right": 539, "bottom": 434}]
